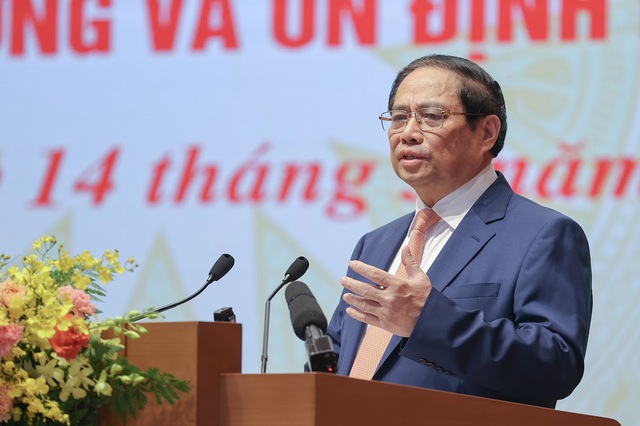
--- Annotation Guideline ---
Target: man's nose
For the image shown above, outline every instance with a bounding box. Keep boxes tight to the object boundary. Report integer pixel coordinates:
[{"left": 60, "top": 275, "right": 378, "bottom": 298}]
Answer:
[{"left": 400, "top": 113, "right": 423, "bottom": 139}]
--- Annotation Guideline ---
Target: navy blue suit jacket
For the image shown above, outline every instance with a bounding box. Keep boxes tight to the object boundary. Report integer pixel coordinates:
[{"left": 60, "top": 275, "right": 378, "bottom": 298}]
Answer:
[{"left": 326, "top": 173, "right": 592, "bottom": 408}]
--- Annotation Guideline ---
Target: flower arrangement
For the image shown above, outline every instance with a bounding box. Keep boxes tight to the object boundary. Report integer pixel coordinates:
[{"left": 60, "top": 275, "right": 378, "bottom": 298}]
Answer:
[{"left": 0, "top": 236, "right": 190, "bottom": 425}]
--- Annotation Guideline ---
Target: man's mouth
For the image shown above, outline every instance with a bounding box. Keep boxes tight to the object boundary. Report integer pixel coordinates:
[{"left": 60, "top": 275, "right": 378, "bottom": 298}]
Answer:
[{"left": 401, "top": 152, "right": 423, "bottom": 160}]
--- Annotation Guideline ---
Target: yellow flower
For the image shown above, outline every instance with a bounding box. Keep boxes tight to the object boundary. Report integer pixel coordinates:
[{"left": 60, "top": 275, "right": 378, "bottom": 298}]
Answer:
[
  {"left": 7, "top": 386, "right": 22, "bottom": 399},
  {"left": 23, "top": 255, "right": 45, "bottom": 272},
  {"left": 31, "top": 312, "right": 66, "bottom": 340},
  {"left": 104, "top": 249, "right": 119, "bottom": 264},
  {"left": 58, "top": 376, "right": 85, "bottom": 402},
  {"left": 117, "top": 375, "right": 132, "bottom": 385},
  {"left": 109, "top": 363, "right": 123, "bottom": 375},
  {"left": 34, "top": 358, "right": 65, "bottom": 387},
  {"left": 32, "top": 236, "right": 56, "bottom": 251},
  {"left": 22, "top": 377, "right": 50, "bottom": 396},
  {"left": 42, "top": 400, "right": 69, "bottom": 425},
  {"left": 61, "top": 386, "right": 85, "bottom": 402},
  {"left": 97, "top": 266, "right": 113, "bottom": 284},
  {"left": 93, "top": 370, "right": 112, "bottom": 396},
  {"left": 26, "top": 398, "right": 45, "bottom": 414},
  {"left": 59, "top": 253, "right": 76, "bottom": 272},
  {"left": 132, "top": 375, "right": 145, "bottom": 386},
  {"left": 70, "top": 270, "right": 91, "bottom": 290},
  {"left": 78, "top": 251, "right": 100, "bottom": 270},
  {"left": 11, "top": 406, "right": 23, "bottom": 422},
  {"left": 6, "top": 266, "right": 24, "bottom": 283},
  {"left": 7, "top": 294, "right": 27, "bottom": 319},
  {"left": 0, "top": 236, "right": 187, "bottom": 424},
  {"left": 67, "top": 360, "right": 94, "bottom": 390},
  {"left": 2, "top": 361, "right": 15, "bottom": 374}
]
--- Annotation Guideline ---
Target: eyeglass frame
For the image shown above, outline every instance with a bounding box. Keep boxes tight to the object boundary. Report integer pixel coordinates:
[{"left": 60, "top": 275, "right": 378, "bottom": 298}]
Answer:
[{"left": 378, "top": 107, "right": 489, "bottom": 133}]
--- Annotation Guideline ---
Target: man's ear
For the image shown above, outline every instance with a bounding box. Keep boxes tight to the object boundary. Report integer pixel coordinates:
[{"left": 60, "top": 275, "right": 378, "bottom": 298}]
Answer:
[{"left": 480, "top": 114, "right": 501, "bottom": 152}]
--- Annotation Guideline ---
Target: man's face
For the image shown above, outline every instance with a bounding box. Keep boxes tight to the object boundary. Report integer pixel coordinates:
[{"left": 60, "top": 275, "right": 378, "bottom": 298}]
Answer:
[{"left": 389, "top": 66, "right": 494, "bottom": 206}]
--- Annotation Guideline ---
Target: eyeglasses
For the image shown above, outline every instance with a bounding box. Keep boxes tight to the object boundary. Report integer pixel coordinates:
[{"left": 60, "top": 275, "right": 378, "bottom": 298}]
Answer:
[{"left": 379, "top": 107, "right": 488, "bottom": 133}]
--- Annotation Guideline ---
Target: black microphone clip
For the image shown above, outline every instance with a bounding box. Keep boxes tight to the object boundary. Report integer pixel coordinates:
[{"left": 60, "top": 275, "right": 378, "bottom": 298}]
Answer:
[{"left": 304, "top": 325, "right": 338, "bottom": 373}]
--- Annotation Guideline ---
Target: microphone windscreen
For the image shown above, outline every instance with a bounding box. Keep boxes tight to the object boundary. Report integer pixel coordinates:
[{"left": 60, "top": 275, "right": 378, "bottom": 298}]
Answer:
[
  {"left": 284, "top": 256, "right": 309, "bottom": 282},
  {"left": 285, "top": 281, "right": 327, "bottom": 340},
  {"left": 207, "top": 253, "right": 235, "bottom": 283}
]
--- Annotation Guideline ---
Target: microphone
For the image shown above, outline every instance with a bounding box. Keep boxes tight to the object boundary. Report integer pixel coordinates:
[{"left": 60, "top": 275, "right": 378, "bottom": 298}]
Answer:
[
  {"left": 285, "top": 281, "right": 337, "bottom": 374},
  {"left": 260, "top": 256, "right": 309, "bottom": 373},
  {"left": 206, "top": 254, "right": 235, "bottom": 284},
  {"left": 131, "top": 253, "right": 235, "bottom": 322}
]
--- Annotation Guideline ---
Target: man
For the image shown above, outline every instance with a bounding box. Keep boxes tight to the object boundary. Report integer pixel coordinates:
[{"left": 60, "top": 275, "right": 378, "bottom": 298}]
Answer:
[{"left": 326, "top": 54, "right": 592, "bottom": 408}]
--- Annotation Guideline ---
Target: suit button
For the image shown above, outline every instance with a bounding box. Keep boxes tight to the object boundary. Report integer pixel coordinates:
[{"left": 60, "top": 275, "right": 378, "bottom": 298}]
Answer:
[
  {"left": 418, "top": 358, "right": 428, "bottom": 365},
  {"left": 425, "top": 362, "right": 435, "bottom": 368},
  {"left": 443, "top": 370, "right": 453, "bottom": 376},
  {"left": 435, "top": 367, "right": 443, "bottom": 373}
]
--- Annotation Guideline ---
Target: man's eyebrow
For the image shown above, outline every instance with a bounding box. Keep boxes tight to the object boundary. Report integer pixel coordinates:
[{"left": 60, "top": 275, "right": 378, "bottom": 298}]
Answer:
[{"left": 391, "top": 101, "right": 447, "bottom": 110}]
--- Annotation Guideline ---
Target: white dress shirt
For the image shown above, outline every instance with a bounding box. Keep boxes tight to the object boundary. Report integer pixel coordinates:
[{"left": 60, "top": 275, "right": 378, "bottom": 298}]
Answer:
[{"left": 387, "top": 164, "right": 498, "bottom": 275}]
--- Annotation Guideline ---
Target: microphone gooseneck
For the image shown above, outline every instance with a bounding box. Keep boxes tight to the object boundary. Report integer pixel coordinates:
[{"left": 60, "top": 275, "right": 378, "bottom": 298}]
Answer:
[
  {"left": 260, "top": 256, "right": 309, "bottom": 373},
  {"left": 131, "top": 253, "right": 235, "bottom": 322}
]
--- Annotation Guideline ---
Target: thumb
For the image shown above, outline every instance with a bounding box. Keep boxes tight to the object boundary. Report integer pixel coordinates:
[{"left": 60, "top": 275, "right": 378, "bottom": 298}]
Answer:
[{"left": 400, "top": 245, "right": 423, "bottom": 277}]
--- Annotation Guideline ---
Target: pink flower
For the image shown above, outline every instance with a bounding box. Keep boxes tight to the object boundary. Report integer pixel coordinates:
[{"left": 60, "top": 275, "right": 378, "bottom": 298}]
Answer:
[
  {"left": 0, "top": 324, "right": 24, "bottom": 358},
  {"left": 0, "top": 385, "right": 12, "bottom": 423},
  {"left": 59, "top": 286, "right": 96, "bottom": 317},
  {"left": 0, "top": 280, "right": 27, "bottom": 307},
  {"left": 49, "top": 315, "right": 90, "bottom": 361}
]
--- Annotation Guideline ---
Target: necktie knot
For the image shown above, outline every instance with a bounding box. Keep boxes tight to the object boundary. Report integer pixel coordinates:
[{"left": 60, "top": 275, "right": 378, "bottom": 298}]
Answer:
[
  {"left": 413, "top": 208, "right": 441, "bottom": 234},
  {"left": 406, "top": 209, "right": 440, "bottom": 262}
]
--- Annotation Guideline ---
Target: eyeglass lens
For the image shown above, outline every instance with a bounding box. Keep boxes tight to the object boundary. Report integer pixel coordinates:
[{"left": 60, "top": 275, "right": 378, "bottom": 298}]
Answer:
[{"left": 381, "top": 107, "right": 445, "bottom": 132}]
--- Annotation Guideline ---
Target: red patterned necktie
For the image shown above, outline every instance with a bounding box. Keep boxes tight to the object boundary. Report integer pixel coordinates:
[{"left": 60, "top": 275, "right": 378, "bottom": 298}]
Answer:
[{"left": 348, "top": 209, "right": 441, "bottom": 380}]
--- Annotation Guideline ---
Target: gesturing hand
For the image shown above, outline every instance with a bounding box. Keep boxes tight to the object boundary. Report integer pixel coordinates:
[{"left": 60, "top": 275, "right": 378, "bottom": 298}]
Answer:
[{"left": 340, "top": 245, "right": 433, "bottom": 337}]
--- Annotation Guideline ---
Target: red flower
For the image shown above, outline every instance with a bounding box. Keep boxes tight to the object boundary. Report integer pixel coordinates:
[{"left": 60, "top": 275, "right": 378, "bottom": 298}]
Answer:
[{"left": 49, "top": 316, "right": 90, "bottom": 361}]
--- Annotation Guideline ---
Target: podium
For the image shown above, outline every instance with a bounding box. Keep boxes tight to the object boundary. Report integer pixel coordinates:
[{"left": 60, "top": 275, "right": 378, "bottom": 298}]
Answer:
[
  {"left": 101, "top": 322, "right": 620, "bottom": 426},
  {"left": 99, "top": 321, "right": 242, "bottom": 425},
  {"left": 219, "top": 373, "right": 619, "bottom": 425}
]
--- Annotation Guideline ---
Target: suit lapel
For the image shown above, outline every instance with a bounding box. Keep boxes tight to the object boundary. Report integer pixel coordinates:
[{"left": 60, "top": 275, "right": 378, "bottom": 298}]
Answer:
[
  {"left": 375, "top": 174, "right": 513, "bottom": 375},
  {"left": 427, "top": 212, "right": 495, "bottom": 293},
  {"left": 428, "top": 174, "right": 512, "bottom": 292}
]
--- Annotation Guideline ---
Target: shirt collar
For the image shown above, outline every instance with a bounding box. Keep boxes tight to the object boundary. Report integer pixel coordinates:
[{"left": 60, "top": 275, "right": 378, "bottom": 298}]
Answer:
[{"left": 410, "top": 163, "right": 498, "bottom": 233}]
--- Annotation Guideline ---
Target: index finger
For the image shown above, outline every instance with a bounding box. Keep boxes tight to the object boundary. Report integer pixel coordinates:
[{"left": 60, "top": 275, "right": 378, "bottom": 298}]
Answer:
[{"left": 349, "top": 259, "right": 397, "bottom": 289}]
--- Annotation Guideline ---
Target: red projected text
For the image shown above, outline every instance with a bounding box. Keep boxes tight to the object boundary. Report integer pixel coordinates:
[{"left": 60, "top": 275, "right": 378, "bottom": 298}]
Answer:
[
  {"left": 23, "top": 140, "right": 640, "bottom": 222},
  {"left": 33, "top": 147, "right": 119, "bottom": 206},
  {"left": 29, "top": 143, "right": 377, "bottom": 221},
  {"left": 147, "top": 0, "right": 238, "bottom": 51},
  {"left": 7, "top": 0, "right": 111, "bottom": 55},
  {"left": 0, "top": 0, "right": 612, "bottom": 57}
]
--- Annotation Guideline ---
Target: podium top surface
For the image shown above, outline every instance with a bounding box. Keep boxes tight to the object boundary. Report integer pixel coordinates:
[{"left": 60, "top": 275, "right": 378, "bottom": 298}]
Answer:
[{"left": 219, "top": 373, "right": 620, "bottom": 426}]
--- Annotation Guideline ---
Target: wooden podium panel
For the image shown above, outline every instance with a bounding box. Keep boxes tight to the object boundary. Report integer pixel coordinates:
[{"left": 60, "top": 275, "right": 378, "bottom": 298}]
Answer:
[
  {"left": 100, "top": 321, "right": 241, "bottom": 426},
  {"left": 98, "top": 322, "right": 620, "bottom": 426},
  {"left": 219, "top": 373, "right": 620, "bottom": 426}
]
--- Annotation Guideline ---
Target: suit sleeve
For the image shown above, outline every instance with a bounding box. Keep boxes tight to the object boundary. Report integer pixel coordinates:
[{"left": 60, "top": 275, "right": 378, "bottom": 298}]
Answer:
[
  {"left": 400, "top": 215, "right": 592, "bottom": 402},
  {"left": 325, "top": 233, "right": 367, "bottom": 370}
]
